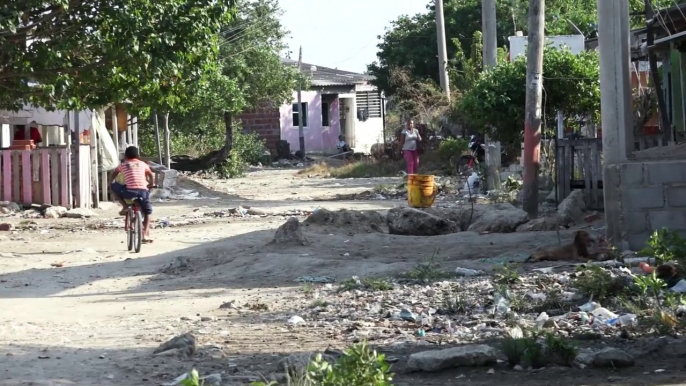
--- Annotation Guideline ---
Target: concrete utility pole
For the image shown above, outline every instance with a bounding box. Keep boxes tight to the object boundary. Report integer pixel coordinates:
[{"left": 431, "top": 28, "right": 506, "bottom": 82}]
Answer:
[
  {"left": 482, "top": 0, "right": 501, "bottom": 191},
  {"left": 522, "top": 0, "right": 545, "bottom": 218},
  {"left": 597, "top": 0, "right": 634, "bottom": 245},
  {"left": 297, "top": 45, "right": 305, "bottom": 156},
  {"left": 435, "top": 0, "right": 450, "bottom": 101}
]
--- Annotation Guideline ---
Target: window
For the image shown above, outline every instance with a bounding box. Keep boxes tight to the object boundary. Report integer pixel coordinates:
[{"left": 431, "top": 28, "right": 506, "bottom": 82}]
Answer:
[
  {"left": 292, "top": 102, "right": 308, "bottom": 127},
  {"left": 322, "top": 102, "right": 330, "bottom": 126},
  {"left": 355, "top": 91, "right": 382, "bottom": 118}
]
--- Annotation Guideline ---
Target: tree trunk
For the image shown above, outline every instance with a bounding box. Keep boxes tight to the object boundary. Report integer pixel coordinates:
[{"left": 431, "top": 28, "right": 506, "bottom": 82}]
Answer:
[
  {"left": 170, "top": 111, "right": 234, "bottom": 172},
  {"left": 163, "top": 112, "right": 171, "bottom": 168},
  {"left": 154, "top": 113, "right": 163, "bottom": 165}
]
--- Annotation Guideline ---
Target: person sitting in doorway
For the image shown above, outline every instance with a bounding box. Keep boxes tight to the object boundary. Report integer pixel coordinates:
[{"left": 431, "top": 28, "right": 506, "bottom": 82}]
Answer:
[
  {"left": 336, "top": 135, "right": 351, "bottom": 153},
  {"left": 13, "top": 123, "right": 43, "bottom": 145},
  {"left": 109, "top": 146, "right": 155, "bottom": 243}
]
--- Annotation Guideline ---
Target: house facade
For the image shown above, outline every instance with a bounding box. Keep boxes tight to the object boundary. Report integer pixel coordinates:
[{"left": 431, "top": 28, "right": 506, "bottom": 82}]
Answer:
[{"left": 239, "top": 61, "right": 385, "bottom": 155}]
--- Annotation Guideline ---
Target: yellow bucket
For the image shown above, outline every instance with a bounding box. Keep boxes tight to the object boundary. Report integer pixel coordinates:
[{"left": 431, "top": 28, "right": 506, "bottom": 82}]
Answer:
[{"left": 407, "top": 174, "right": 437, "bottom": 208}]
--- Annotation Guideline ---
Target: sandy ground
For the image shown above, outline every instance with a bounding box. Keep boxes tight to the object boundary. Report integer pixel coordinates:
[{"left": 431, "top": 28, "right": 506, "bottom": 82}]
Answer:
[{"left": 0, "top": 168, "right": 684, "bottom": 386}]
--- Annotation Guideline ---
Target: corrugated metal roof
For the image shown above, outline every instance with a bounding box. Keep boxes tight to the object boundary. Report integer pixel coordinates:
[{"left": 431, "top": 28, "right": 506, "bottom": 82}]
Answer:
[{"left": 282, "top": 58, "right": 375, "bottom": 86}]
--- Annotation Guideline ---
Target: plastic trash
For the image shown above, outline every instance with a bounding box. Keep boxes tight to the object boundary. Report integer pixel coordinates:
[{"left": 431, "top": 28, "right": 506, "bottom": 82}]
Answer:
[
  {"left": 463, "top": 172, "right": 480, "bottom": 192},
  {"left": 493, "top": 294, "right": 511, "bottom": 315},
  {"left": 579, "top": 300, "right": 600, "bottom": 312},
  {"left": 417, "top": 329, "right": 426, "bottom": 337},
  {"left": 618, "top": 314, "right": 637, "bottom": 326},
  {"left": 287, "top": 315, "right": 305, "bottom": 326},
  {"left": 527, "top": 292, "right": 547, "bottom": 301},
  {"left": 591, "top": 307, "right": 618, "bottom": 320},
  {"left": 399, "top": 308, "right": 418, "bottom": 322},
  {"left": 670, "top": 279, "right": 686, "bottom": 293},
  {"left": 455, "top": 267, "right": 483, "bottom": 276}
]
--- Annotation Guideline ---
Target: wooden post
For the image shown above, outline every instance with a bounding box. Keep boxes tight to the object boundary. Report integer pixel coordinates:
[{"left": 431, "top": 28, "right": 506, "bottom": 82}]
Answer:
[
  {"left": 154, "top": 113, "right": 163, "bottom": 165},
  {"left": 522, "top": 0, "right": 545, "bottom": 218},
  {"left": 163, "top": 112, "right": 171, "bottom": 168},
  {"left": 90, "top": 110, "right": 99, "bottom": 208},
  {"left": 132, "top": 116, "right": 138, "bottom": 148},
  {"left": 71, "top": 111, "right": 81, "bottom": 208},
  {"left": 297, "top": 46, "right": 306, "bottom": 156}
]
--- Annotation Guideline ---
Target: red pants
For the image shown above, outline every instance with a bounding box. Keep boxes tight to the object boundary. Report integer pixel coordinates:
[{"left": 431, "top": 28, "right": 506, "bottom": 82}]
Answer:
[{"left": 404, "top": 150, "right": 419, "bottom": 174}]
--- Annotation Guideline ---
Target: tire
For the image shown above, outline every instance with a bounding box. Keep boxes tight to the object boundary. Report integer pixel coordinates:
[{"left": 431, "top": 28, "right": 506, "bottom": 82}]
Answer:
[
  {"left": 126, "top": 211, "right": 134, "bottom": 251},
  {"left": 456, "top": 155, "right": 477, "bottom": 176},
  {"left": 134, "top": 211, "right": 143, "bottom": 253}
]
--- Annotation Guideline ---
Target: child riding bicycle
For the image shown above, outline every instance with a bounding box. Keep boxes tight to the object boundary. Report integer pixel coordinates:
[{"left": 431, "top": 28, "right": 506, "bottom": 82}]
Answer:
[{"left": 109, "top": 146, "right": 155, "bottom": 243}]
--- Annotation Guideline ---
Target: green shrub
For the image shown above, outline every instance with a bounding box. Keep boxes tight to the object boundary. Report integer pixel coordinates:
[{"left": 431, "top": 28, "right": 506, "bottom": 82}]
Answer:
[
  {"left": 251, "top": 343, "right": 394, "bottom": 386},
  {"left": 572, "top": 265, "right": 625, "bottom": 300},
  {"left": 437, "top": 137, "right": 468, "bottom": 167},
  {"left": 233, "top": 130, "right": 268, "bottom": 165},
  {"left": 641, "top": 228, "right": 686, "bottom": 265}
]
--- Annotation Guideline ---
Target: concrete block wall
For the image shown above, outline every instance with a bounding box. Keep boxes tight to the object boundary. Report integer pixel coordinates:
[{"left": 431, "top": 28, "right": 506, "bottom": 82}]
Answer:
[
  {"left": 237, "top": 101, "right": 281, "bottom": 152},
  {"left": 613, "top": 159, "right": 686, "bottom": 249}
]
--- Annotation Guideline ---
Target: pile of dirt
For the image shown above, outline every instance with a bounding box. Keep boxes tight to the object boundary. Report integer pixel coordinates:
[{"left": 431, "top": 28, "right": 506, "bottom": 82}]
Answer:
[{"left": 303, "top": 208, "right": 385, "bottom": 234}]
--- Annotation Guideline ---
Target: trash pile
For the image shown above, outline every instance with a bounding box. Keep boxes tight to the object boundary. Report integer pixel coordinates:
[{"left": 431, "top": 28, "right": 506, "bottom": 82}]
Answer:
[{"left": 253, "top": 259, "right": 686, "bottom": 348}]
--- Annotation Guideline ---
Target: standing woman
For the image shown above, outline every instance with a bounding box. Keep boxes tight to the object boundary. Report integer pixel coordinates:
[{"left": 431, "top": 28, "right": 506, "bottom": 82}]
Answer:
[{"left": 400, "top": 119, "right": 421, "bottom": 174}]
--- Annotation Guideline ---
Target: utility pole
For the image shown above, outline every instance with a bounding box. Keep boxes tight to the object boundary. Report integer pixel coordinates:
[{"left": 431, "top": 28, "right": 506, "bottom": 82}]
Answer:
[
  {"left": 522, "top": 0, "right": 545, "bottom": 218},
  {"left": 482, "top": 0, "right": 501, "bottom": 191},
  {"left": 297, "top": 45, "right": 305, "bottom": 156},
  {"left": 435, "top": 0, "right": 450, "bottom": 101}
]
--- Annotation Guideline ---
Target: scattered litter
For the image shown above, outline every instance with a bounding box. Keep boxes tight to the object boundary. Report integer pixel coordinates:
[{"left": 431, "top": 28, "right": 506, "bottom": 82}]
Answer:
[
  {"left": 455, "top": 267, "right": 483, "bottom": 276},
  {"left": 295, "top": 276, "right": 335, "bottom": 284},
  {"left": 288, "top": 316, "right": 305, "bottom": 326},
  {"left": 670, "top": 279, "right": 686, "bottom": 293}
]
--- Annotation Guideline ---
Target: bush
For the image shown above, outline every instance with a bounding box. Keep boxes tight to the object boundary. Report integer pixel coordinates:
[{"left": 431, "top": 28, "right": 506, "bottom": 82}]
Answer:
[
  {"left": 437, "top": 137, "right": 468, "bottom": 167},
  {"left": 251, "top": 343, "right": 394, "bottom": 386},
  {"left": 233, "top": 130, "right": 268, "bottom": 165},
  {"left": 572, "top": 265, "right": 625, "bottom": 300},
  {"left": 641, "top": 228, "right": 686, "bottom": 265}
]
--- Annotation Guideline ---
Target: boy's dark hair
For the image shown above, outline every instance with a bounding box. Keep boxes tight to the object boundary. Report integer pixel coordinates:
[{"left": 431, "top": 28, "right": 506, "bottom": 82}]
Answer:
[{"left": 124, "top": 146, "right": 139, "bottom": 160}]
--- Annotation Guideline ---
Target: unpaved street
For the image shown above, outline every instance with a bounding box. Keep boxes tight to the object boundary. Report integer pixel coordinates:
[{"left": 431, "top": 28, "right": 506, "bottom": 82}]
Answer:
[{"left": 0, "top": 169, "right": 684, "bottom": 386}]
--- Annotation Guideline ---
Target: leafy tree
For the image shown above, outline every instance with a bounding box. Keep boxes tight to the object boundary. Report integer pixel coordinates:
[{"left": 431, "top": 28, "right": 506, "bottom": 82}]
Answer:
[
  {"left": 0, "top": 0, "right": 235, "bottom": 111},
  {"left": 458, "top": 48, "right": 600, "bottom": 145},
  {"left": 139, "top": 0, "right": 299, "bottom": 172},
  {"left": 368, "top": 0, "right": 671, "bottom": 96}
]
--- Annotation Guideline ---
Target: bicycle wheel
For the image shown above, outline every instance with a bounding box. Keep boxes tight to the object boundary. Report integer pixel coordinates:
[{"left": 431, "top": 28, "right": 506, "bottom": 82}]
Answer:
[
  {"left": 134, "top": 211, "right": 143, "bottom": 253},
  {"left": 456, "top": 155, "right": 477, "bottom": 176},
  {"left": 126, "top": 210, "right": 134, "bottom": 251}
]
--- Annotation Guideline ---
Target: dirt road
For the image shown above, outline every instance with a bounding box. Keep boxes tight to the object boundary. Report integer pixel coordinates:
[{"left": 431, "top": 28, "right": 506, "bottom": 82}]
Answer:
[{"left": 0, "top": 169, "right": 683, "bottom": 386}]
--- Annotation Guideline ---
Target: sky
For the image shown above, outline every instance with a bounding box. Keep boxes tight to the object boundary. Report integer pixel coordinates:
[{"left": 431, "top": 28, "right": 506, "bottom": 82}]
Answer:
[{"left": 279, "top": 0, "right": 430, "bottom": 73}]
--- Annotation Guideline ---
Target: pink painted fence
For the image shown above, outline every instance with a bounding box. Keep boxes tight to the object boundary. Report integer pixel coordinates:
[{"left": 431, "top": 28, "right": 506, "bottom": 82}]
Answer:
[{"left": 0, "top": 147, "right": 71, "bottom": 207}]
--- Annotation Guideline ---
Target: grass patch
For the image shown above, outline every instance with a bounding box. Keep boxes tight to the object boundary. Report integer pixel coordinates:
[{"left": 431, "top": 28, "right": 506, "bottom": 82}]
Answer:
[
  {"left": 398, "top": 250, "right": 454, "bottom": 283},
  {"left": 572, "top": 265, "right": 626, "bottom": 300},
  {"left": 299, "top": 160, "right": 403, "bottom": 179},
  {"left": 311, "top": 298, "right": 329, "bottom": 308},
  {"left": 339, "top": 276, "right": 394, "bottom": 292},
  {"left": 302, "top": 283, "right": 314, "bottom": 295}
]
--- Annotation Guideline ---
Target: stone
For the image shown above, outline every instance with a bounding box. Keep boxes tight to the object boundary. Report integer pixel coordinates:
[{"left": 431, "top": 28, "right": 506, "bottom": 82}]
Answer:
[
  {"left": 424, "top": 207, "right": 480, "bottom": 231},
  {"left": 22, "top": 209, "right": 41, "bottom": 219},
  {"left": 467, "top": 203, "right": 529, "bottom": 233},
  {"left": 0, "top": 202, "right": 20, "bottom": 212},
  {"left": 153, "top": 333, "right": 197, "bottom": 357},
  {"left": 516, "top": 216, "right": 560, "bottom": 232},
  {"left": 156, "top": 169, "right": 179, "bottom": 189},
  {"left": 386, "top": 207, "right": 459, "bottom": 236},
  {"left": 272, "top": 217, "right": 309, "bottom": 245},
  {"left": 546, "top": 190, "right": 557, "bottom": 203},
  {"left": 406, "top": 344, "right": 497, "bottom": 372},
  {"left": 557, "top": 190, "right": 586, "bottom": 226},
  {"left": 399, "top": 308, "right": 417, "bottom": 322},
  {"left": 247, "top": 207, "right": 272, "bottom": 216},
  {"left": 0, "top": 223, "right": 13, "bottom": 231},
  {"left": 64, "top": 208, "right": 97, "bottom": 219},
  {"left": 278, "top": 352, "right": 335, "bottom": 375},
  {"left": 591, "top": 348, "right": 635, "bottom": 368},
  {"left": 304, "top": 208, "right": 385, "bottom": 233},
  {"left": 0, "top": 207, "right": 11, "bottom": 214},
  {"left": 161, "top": 256, "right": 190, "bottom": 274},
  {"left": 43, "top": 206, "right": 67, "bottom": 219},
  {"left": 287, "top": 315, "right": 305, "bottom": 325}
]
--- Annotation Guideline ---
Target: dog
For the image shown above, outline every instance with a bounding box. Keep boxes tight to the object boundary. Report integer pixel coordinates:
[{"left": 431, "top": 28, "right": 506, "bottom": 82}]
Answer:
[{"left": 525, "top": 230, "right": 594, "bottom": 263}]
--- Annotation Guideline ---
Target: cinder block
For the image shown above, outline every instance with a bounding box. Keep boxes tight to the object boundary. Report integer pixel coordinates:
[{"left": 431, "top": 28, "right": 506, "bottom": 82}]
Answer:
[
  {"left": 620, "top": 162, "right": 644, "bottom": 187},
  {"left": 625, "top": 232, "right": 652, "bottom": 251},
  {"left": 622, "top": 211, "right": 649, "bottom": 233},
  {"left": 621, "top": 186, "right": 665, "bottom": 209},
  {"left": 666, "top": 183, "right": 686, "bottom": 207},
  {"left": 648, "top": 209, "right": 686, "bottom": 231},
  {"left": 157, "top": 169, "right": 179, "bottom": 189},
  {"left": 645, "top": 160, "right": 686, "bottom": 185}
]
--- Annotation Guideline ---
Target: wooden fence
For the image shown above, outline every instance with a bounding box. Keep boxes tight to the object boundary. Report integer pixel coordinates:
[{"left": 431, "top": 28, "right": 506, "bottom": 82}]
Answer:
[
  {"left": 0, "top": 146, "right": 91, "bottom": 208},
  {"left": 555, "top": 138, "right": 604, "bottom": 210}
]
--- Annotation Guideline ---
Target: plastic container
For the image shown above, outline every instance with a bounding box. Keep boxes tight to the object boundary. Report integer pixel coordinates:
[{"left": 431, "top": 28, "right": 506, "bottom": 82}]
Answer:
[
  {"left": 670, "top": 279, "right": 686, "bottom": 293},
  {"left": 455, "top": 267, "right": 482, "bottom": 277},
  {"left": 591, "top": 307, "right": 618, "bottom": 320},
  {"left": 464, "top": 172, "right": 480, "bottom": 192},
  {"left": 407, "top": 174, "right": 437, "bottom": 208}
]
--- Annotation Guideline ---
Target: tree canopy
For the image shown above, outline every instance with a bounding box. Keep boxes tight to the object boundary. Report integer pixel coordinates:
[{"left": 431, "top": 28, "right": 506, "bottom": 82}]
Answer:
[
  {"left": 368, "top": 0, "right": 672, "bottom": 96},
  {"left": 458, "top": 48, "right": 600, "bottom": 144},
  {"left": 0, "top": 0, "right": 235, "bottom": 111}
]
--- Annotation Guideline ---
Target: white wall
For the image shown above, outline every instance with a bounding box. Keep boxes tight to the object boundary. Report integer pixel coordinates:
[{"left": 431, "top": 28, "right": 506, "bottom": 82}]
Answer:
[
  {"left": 353, "top": 117, "right": 384, "bottom": 154},
  {"left": 509, "top": 35, "right": 585, "bottom": 61}
]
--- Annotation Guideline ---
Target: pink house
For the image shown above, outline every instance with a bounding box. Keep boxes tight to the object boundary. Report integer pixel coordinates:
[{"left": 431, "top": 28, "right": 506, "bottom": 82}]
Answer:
[{"left": 239, "top": 60, "right": 385, "bottom": 155}]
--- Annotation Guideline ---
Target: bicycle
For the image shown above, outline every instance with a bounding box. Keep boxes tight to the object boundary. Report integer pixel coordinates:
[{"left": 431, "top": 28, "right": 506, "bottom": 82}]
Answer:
[
  {"left": 123, "top": 185, "right": 156, "bottom": 253},
  {"left": 456, "top": 135, "right": 485, "bottom": 176},
  {"left": 124, "top": 197, "right": 144, "bottom": 253}
]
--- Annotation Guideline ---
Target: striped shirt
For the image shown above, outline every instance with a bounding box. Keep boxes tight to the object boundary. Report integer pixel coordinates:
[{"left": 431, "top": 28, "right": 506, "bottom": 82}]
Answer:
[{"left": 116, "top": 159, "right": 151, "bottom": 190}]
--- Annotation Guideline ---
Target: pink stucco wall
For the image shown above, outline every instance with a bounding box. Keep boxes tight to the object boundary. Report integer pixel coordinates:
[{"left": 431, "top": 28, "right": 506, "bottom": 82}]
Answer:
[{"left": 280, "top": 91, "right": 341, "bottom": 153}]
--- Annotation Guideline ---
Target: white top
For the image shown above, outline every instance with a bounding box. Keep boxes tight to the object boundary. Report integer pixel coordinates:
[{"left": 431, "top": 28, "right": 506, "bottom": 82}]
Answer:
[
  {"left": 402, "top": 129, "right": 419, "bottom": 151},
  {"left": 336, "top": 140, "right": 346, "bottom": 149}
]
